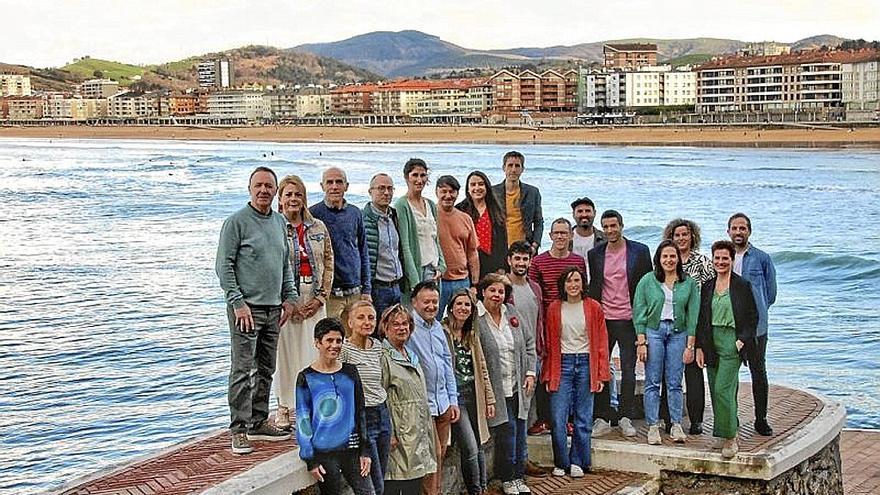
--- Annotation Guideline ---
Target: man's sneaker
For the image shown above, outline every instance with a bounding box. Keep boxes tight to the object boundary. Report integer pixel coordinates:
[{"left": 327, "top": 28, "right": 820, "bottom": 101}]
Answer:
[
  {"left": 551, "top": 467, "right": 566, "bottom": 477},
  {"left": 275, "top": 406, "right": 291, "bottom": 431},
  {"left": 570, "top": 465, "right": 585, "bottom": 478},
  {"left": 514, "top": 478, "right": 531, "bottom": 493},
  {"left": 647, "top": 425, "right": 662, "bottom": 445},
  {"left": 619, "top": 417, "right": 637, "bottom": 437},
  {"left": 231, "top": 432, "right": 253, "bottom": 454},
  {"left": 592, "top": 418, "right": 613, "bottom": 438},
  {"left": 689, "top": 422, "right": 703, "bottom": 435},
  {"left": 527, "top": 420, "right": 550, "bottom": 436},
  {"left": 502, "top": 480, "right": 519, "bottom": 495},
  {"left": 670, "top": 423, "right": 687, "bottom": 443},
  {"left": 248, "top": 422, "right": 292, "bottom": 441},
  {"left": 754, "top": 419, "right": 774, "bottom": 436}
]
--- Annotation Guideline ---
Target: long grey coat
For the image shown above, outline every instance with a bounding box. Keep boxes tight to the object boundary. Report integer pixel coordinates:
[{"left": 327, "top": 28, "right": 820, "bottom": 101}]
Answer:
[{"left": 477, "top": 302, "right": 537, "bottom": 427}]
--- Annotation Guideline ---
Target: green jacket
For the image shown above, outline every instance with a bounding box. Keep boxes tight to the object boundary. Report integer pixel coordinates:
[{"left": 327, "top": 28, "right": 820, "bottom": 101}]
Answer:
[
  {"left": 393, "top": 196, "right": 446, "bottom": 295},
  {"left": 380, "top": 341, "right": 438, "bottom": 480},
  {"left": 633, "top": 272, "right": 700, "bottom": 336},
  {"left": 362, "top": 202, "right": 405, "bottom": 282}
]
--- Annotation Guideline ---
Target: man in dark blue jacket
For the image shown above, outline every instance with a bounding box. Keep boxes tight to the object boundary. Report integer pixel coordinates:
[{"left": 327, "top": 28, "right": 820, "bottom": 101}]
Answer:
[{"left": 587, "top": 210, "right": 653, "bottom": 438}]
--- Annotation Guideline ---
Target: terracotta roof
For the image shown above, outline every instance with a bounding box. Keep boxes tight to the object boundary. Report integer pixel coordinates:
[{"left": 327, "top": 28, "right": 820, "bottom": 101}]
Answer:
[{"left": 697, "top": 49, "right": 880, "bottom": 70}]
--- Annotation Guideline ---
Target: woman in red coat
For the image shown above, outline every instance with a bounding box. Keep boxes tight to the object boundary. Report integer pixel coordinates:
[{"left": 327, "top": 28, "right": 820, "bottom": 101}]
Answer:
[{"left": 541, "top": 266, "right": 610, "bottom": 478}]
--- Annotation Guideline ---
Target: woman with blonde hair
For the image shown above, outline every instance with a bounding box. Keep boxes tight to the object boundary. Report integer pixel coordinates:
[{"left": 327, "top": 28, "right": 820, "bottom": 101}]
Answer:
[
  {"left": 273, "top": 174, "right": 334, "bottom": 430},
  {"left": 341, "top": 300, "right": 390, "bottom": 495}
]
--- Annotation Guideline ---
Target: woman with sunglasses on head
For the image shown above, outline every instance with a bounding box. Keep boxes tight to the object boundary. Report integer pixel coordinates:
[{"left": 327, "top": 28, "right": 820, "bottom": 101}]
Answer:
[
  {"left": 273, "top": 174, "right": 334, "bottom": 431},
  {"left": 457, "top": 170, "right": 508, "bottom": 278},
  {"left": 442, "top": 289, "right": 496, "bottom": 495},
  {"left": 695, "top": 240, "right": 758, "bottom": 459},
  {"left": 633, "top": 240, "right": 700, "bottom": 445},
  {"left": 341, "top": 301, "right": 390, "bottom": 495},
  {"left": 542, "top": 267, "right": 609, "bottom": 479},
  {"left": 295, "top": 318, "right": 373, "bottom": 495},
  {"left": 379, "top": 304, "right": 438, "bottom": 495},
  {"left": 476, "top": 273, "right": 536, "bottom": 495}
]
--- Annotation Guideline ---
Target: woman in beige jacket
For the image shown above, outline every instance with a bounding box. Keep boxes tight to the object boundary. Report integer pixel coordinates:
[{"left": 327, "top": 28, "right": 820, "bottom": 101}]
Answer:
[
  {"left": 442, "top": 288, "right": 496, "bottom": 495},
  {"left": 273, "top": 174, "right": 334, "bottom": 430}
]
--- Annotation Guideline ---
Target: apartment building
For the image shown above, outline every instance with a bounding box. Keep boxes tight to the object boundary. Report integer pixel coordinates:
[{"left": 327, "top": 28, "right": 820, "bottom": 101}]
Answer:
[
  {"left": 604, "top": 44, "right": 658, "bottom": 70},
  {"left": 740, "top": 42, "right": 791, "bottom": 57},
  {"left": 198, "top": 59, "right": 234, "bottom": 88},
  {"left": 263, "top": 89, "right": 299, "bottom": 120},
  {"left": 79, "top": 79, "right": 120, "bottom": 99},
  {"left": 108, "top": 91, "right": 162, "bottom": 118},
  {"left": 695, "top": 50, "right": 878, "bottom": 114},
  {"left": 0, "top": 74, "right": 32, "bottom": 96},
  {"left": 206, "top": 90, "right": 266, "bottom": 120},
  {"left": 330, "top": 84, "right": 377, "bottom": 114},
  {"left": 842, "top": 55, "right": 880, "bottom": 120},
  {"left": 579, "top": 66, "right": 696, "bottom": 111},
  {"left": 414, "top": 79, "right": 492, "bottom": 115},
  {"left": 662, "top": 70, "right": 697, "bottom": 106},
  {"left": 4, "top": 96, "right": 44, "bottom": 119},
  {"left": 296, "top": 91, "right": 331, "bottom": 117},
  {"left": 488, "top": 69, "right": 577, "bottom": 114},
  {"left": 167, "top": 95, "right": 198, "bottom": 116},
  {"left": 43, "top": 95, "right": 108, "bottom": 119}
]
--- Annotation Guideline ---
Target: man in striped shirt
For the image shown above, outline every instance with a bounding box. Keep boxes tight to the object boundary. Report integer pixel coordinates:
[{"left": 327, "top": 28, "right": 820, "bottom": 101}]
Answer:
[{"left": 526, "top": 218, "right": 586, "bottom": 436}]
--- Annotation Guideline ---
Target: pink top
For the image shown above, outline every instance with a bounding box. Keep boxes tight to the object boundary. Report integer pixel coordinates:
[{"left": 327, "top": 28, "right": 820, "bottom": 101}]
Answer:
[{"left": 601, "top": 244, "right": 631, "bottom": 320}]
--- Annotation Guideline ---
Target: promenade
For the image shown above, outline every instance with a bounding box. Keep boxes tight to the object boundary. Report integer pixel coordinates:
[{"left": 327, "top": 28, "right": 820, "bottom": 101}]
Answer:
[{"left": 54, "top": 384, "right": 877, "bottom": 495}]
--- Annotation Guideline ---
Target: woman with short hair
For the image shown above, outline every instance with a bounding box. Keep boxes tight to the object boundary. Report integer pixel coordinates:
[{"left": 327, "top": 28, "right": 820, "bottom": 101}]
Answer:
[
  {"left": 696, "top": 240, "right": 758, "bottom": 459},
  {"left": 476, "top": 273, "right": 536, "bottom": 495},
  {"left": 273, "top": 174, "right": 333, "bottom": 430},
  {"left": 379, "top": 305, "right": 438, "bottom": 495}
]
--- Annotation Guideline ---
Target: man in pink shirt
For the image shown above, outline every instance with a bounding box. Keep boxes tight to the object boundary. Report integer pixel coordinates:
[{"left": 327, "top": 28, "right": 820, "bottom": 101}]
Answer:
[
  {"left": 435, "top": 175, "right": 480, "bottom": 316},
  {"left": 587, "top": 210, "right": 652, "bottom": 438}
]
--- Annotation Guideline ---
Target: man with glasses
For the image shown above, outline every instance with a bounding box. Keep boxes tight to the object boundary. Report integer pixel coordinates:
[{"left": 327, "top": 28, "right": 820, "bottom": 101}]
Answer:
[{"left": 363, "top": 173, "right": 405, "bottom": 319}]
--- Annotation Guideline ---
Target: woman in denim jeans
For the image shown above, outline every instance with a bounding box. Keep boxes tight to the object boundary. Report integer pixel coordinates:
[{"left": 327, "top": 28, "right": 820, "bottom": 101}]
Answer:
[
  {"left": 442, "top": 289, "right": 497, "bottom": 495},
  {"left": 341, "top": 300, "right": 390, "bottom": 495},
  {"left": 542, "top": 267, "right": 609, "bottom": 478},
  {"left": 634, "top": 240, "right": 700, "bottom": 445}
]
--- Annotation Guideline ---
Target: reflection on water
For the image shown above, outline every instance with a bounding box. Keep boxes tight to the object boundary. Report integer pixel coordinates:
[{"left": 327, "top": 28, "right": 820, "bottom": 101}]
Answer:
[{"left": 1, "top": 138, "right": 878, "bottom": 494}]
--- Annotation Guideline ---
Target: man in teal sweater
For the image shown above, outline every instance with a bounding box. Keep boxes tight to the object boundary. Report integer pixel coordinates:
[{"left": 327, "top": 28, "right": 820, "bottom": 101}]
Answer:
[{"left": 216, "top": 166, "right": 298, "bottom": 455}]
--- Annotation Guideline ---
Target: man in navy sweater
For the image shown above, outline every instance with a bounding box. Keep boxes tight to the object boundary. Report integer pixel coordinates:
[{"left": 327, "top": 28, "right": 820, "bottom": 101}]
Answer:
[{"left": 310, "top": 167, "right": 372, "bottom": 318}]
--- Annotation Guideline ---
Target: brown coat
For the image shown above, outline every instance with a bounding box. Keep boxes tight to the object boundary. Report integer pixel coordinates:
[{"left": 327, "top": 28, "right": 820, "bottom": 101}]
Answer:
[{"left": 442, "top": 318, "right": 496, "bottom": 444}]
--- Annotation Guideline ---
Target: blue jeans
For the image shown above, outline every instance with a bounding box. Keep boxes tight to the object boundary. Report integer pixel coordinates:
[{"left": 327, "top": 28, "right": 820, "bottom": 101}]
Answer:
[
  {"left": 439, "top": 278, "right": 470, "bottom": 318},
  {"left": 365, "top": 403, "right": 392, "bottom": 495},
  {"left": 226, "top": 305, "right": 281, "bottom": 433},
  {"left": 644, "top": 321, "right": 688, "bottom": 426},
  {"left": 492, "top": 395, "right": 527, "bottom": 482},
  {"left": 371, "top": 284, "right": 401, "bottom": 324},
  {"left": 549, "top": 353, "right": 594, "bottom": 470},
  {"left": 452, "top": 382, "right": 487, "bottom": 494}
]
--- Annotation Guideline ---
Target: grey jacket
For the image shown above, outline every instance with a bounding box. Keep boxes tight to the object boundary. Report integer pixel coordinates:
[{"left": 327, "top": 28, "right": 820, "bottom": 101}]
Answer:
[
  {"left": 477, "top": 303, "right": 537, "bottom": 427},
  {"left": 492, "top": 181, "right": 543, "bottom": 249}
]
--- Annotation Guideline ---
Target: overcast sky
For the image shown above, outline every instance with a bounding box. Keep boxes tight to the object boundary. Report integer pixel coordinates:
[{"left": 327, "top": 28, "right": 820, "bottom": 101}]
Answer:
[{"left": 2, "top": 0, "right": 877, "bottom": 67}]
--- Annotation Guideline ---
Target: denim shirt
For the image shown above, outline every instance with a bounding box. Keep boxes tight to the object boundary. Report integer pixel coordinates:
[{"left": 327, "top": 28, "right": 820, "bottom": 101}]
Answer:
[
  {"left": 739, "top": 244, "right": 777, "bottom": 336},
  {"left": 289, "top": 220, "right": 323, "bottom": 298},
  {"left": 405, "top": 310, "right": 458, "bottom": 416}
]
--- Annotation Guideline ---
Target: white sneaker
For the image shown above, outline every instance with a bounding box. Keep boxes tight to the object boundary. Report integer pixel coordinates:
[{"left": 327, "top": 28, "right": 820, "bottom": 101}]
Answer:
[
  {"left": 274, "top": 406, "right": 291, "bottom": 430},
  {"left": 552, "top": 467, "right": 566, "bottom": 477},
  {"left": 710, "top": 436, "right": 725, "bottom": 450},
  {"left": 514, "top": 478, "right": 531, "bottom": 493},
  {"left": 619, "top": 417, "right": 637, "bottom": 437},
  {"left": 592, "top": 418, "right": 613, "bottom": 438},
  {"left": 647, "top": 424, "right": 661, "bottom": 445},
  {"left": 670, "top": 423, "right": 687, "bottom": 443},
  {"left": 569, "top": 465, "right": 585, "bottom": 478},
  {"left": 502, "top": 480, "right": 519, "bottom": 494}
]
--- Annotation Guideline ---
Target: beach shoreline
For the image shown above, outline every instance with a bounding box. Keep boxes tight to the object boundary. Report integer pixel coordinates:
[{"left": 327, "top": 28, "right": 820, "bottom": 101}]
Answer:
[{"left": 3, "top": 124, "right": 880, "bottom": 147}]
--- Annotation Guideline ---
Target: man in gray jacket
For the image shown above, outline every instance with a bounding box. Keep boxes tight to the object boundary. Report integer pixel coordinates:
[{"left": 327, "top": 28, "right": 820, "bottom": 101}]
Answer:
[
  {"left": 492, "top": 151, "right": 544, "bottom": 254},
  {"left": 216, "top": 166, "right": 297, "bottom": 454}
]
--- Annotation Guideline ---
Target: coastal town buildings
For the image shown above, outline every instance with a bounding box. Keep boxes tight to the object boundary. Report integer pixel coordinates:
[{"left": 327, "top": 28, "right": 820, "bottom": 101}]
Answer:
[
  {"left": 604, "top": 43, "right": 658, "bottom": 70},
  {"left": 43, "top": 95, "right": 108, "bottom": 119},
  {"left": 295, "top": 89, "right": 331, "bottom": 117},
  {"left": 331, "top": 84, "right": 377, "bottom": 114},
  {"left": 578, "top": 66, "right": 696, "bottom": 112},
  {"left": 488, "top": 69, "right": 577, "bottom": 114},
  {"left": 107, "top": 91, "right": 163, "bottom": 118},
  {"left": 739, "top": 42, "right": 791, "bottom": 57},
  {"left": 3, "top": 96, "right": 44, "bottom": 119},
  {"left": 0, "top": 74, "right": 32, "bottom": 96},
  {"left": 167, "top": 95, "right": 198, "bottom": 116},
  {"left": 198, "top": 59, "right": 234, "bottom": 89},
  {"left": 79, "top": 78, "right": 120, "bottom": 99},
  {"left": 842, "top": 56, "right": 880, "bottom": 120},
  {"left": 206, "top": 90, "right": 266, "bottom": 121},
  {"left": 413, "top": 79, "right": 492, "bottom": 116}
]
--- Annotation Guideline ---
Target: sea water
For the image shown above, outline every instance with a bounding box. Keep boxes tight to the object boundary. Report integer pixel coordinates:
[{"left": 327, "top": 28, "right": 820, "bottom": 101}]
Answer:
[{"left": 0, "top": 138, "right": 878, "bottom": 493}]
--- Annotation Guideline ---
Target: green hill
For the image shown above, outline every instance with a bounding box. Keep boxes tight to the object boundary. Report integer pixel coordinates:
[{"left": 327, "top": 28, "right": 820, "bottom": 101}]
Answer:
[{"left": 62, "top": 57, "right": 145, "bottom": 86}]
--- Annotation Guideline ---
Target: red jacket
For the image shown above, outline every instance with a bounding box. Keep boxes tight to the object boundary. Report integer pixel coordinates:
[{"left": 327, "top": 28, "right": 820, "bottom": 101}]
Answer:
[{"left": 541, "top": 298, "right": 610, "bottom": 393}]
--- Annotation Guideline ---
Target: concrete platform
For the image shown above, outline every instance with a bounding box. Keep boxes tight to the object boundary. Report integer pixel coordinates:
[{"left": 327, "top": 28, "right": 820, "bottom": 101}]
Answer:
[{"left": 53, "top": 382, "right": 862, "bottom": 495}]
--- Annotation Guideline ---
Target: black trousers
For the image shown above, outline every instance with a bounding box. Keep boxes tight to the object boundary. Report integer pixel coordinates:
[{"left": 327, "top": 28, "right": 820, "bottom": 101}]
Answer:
[
  {"left": 593, "top": 319, "right": 637, "bottom": 422},
  {"left": 660, "top": 360, "right": 705, "bottom": 426},
  {"left": 314, "top": 449, "right": 374, "bottom": 495},
  {"left": 385, "top": 478, "right": 422, "bottom": 495},
  {"left": 746, "top": 334, "right": 769, "bottom": 421}
]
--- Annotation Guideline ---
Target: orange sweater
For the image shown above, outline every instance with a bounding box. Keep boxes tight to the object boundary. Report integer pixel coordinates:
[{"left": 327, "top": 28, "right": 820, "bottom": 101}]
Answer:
[{"left": 541, "top": 298, "right": 611, "bottom": 393}]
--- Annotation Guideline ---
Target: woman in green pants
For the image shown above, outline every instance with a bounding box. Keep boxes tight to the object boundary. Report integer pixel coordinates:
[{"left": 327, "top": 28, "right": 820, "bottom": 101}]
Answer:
[{"left": 695, "top": 240, "right": 758, "bottom": 459}]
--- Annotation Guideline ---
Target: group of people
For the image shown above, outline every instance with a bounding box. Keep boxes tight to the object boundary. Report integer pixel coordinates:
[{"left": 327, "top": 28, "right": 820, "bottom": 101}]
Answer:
[{"left": 215, "top": 151, "right": 777, "bottom": 495}]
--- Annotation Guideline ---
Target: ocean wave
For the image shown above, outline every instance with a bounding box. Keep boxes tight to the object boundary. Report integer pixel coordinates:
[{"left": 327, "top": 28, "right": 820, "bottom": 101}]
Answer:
[{"left": 774, "top": 251, "right": 880, "bottom": 281}]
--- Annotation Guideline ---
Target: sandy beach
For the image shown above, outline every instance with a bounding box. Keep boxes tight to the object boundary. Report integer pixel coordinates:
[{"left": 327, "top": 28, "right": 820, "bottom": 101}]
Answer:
[{"left": 2, "top": 124, "right": 880, "bottom": 147}]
